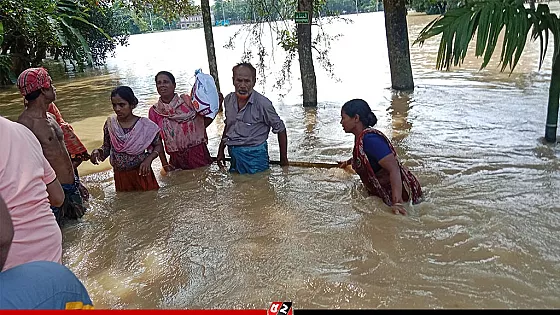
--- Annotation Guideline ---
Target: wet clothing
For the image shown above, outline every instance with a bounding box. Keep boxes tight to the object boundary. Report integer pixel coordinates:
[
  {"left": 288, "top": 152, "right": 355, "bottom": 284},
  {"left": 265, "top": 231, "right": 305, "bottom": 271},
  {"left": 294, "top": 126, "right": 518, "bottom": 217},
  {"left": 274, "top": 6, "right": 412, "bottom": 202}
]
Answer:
[
  {"left": 228, "top": 141, "right": 269, "bottom": 174},
  {"left": 149, "top": 93, "right": 212, "bottom": 170},
  {"left": 0, "top": 261, "right": 93, "bottom": 310},
  {"left": 99, "top": 117, "right": 161, "bottom": 172},
  {"left": 223, "top": 91, "right": 286, "bottom": 147},
  {"left": 50, "top": 174, "right": 85, "bottom": 224},
  {"left": 362, "top": 133, "right": 392, "bottom": 173},
  {"left": 114, "top": 168, "right": 159, "bottom": 192},
  {"left": 352, "top": 128, "right": 423, "bottom": 206},
  {"left": 169, "top": 143, "right": 213, "bottom": 170},
  {"left": 97, "top": 116, "right": 161, "bottom": 192}
]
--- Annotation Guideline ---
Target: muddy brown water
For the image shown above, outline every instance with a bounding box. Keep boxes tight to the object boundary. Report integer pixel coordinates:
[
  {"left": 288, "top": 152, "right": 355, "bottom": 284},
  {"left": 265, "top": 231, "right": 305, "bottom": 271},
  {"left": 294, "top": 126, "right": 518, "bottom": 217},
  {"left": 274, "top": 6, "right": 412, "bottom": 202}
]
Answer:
[{"left": 0, "top": 9, "right": 559, "bottom": 309}]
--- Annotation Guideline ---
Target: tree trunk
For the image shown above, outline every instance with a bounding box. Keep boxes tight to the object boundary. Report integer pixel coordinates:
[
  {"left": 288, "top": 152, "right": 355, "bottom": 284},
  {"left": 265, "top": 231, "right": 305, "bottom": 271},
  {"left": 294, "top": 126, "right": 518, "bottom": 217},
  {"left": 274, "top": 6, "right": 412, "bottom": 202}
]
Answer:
[
  {"left": 33, "top": 44, "right": 47, "bottom": 66},
  {"left": 529, "top": 0, "right": 536, "bottom": 11},
  {"left": 383, "top": 0, "right": 414, "bottom": 91},
  {"left": 545, "top": 56, "right": 560, "bottom": 143},
  {"left": 12, "top": 36, "right": 29, "bottom": 77},
  {"left": 297, "top": 0, "right": 317, "bottom": 107},
  {"left": 201, "top": 0, "right": 221, "bottom": 93}
]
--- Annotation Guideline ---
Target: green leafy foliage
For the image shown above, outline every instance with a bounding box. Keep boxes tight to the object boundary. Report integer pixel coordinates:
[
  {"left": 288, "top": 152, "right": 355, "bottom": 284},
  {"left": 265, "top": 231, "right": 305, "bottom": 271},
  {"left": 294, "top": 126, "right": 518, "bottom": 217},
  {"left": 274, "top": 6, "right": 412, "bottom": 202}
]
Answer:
[
  {"left": 0, "top": 0, "right": 130, "bottom": 84},
  {"left": 128, "top": 0, "right": 198, "bottom": 20},
  {"left": 413, "top": 0, "right": 560, "bottom": 73},
  {"left": 221, "top": 0, "right": 343, "bottom": 95}
]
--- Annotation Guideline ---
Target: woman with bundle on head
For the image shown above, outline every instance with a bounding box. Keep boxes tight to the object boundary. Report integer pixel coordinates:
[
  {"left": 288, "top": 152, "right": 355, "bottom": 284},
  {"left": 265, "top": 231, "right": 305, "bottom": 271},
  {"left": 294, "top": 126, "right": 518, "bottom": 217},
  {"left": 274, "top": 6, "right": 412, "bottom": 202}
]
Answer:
[
  {"left": 149, "top": 71, "right": 213, "bottom": 172},
  {"left": 339, "top": 99, "right": 423, "bottom": 215},
  {"left": 90, "top": 86, "right": 162, "bottom": 192}
]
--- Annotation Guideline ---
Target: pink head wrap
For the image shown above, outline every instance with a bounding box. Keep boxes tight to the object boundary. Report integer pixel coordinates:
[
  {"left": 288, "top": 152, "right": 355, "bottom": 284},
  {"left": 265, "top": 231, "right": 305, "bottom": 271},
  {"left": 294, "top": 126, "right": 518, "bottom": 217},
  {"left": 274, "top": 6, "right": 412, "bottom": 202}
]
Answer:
[{"left": 16, "top": 67, "right": 52, "bottom": 96}]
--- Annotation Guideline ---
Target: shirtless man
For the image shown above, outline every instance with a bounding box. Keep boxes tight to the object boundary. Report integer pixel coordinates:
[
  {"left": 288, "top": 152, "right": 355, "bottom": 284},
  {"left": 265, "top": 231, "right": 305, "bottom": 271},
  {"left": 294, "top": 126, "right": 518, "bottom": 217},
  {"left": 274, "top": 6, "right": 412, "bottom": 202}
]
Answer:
[{"left": 16, "top": 67, "right": 86, "bottom": 224}]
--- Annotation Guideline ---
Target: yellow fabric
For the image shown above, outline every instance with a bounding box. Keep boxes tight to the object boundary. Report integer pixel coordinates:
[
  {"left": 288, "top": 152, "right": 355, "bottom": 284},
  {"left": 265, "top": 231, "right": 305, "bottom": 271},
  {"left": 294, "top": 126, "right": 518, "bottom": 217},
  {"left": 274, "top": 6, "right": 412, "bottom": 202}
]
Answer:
[{"left": 65, "top": 301, "right": 95, "bottom": 310}]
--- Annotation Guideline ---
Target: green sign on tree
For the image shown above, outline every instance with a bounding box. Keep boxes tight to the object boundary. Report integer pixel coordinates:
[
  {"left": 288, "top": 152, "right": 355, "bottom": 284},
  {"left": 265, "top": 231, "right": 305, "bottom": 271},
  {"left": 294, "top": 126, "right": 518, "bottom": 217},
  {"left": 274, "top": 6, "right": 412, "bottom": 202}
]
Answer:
[{"left": 294, "top": 11, "right": 309, "bottom": 24}]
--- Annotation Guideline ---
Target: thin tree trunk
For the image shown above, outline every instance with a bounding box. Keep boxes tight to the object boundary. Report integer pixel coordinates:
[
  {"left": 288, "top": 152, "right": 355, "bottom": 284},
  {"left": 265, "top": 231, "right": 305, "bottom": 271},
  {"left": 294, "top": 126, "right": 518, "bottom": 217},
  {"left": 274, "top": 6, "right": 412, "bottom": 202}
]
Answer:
[
  {"left": 33, "top": 44, "right": 47, "bottom": 66},
  {"left": 201, "top": 0, "right": 221, "bottom": 93},
  {"left": 383, "top": 0, "right": 414, "bottom": 91},
  {"left": 529, "top": 0, "right": 536, "bottom": 11},
  {"left": 297, "top": 0, "right": 317, "bottom": 107},
  {"left": 545, "top": 56, "right": 560, "bottom": 143}
]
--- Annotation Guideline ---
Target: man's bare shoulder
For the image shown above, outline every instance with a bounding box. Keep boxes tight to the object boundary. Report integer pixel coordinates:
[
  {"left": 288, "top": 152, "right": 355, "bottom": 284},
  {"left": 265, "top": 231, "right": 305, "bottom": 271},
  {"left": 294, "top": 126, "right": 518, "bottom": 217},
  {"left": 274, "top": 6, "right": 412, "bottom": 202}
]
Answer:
[
  {"left": 16, "top": 112, "right": 52, "bottom": 135},
  {"left": 17, "top": 112, "right": 34, "bottom": 130}
]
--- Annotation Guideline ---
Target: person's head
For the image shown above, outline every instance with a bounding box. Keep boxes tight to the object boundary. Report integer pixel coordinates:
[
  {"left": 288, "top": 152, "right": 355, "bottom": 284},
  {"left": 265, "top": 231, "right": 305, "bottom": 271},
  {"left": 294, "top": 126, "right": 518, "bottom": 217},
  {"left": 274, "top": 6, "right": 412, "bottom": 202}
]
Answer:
[
  {"left": 340, "top": 99, "right": 378, "bottom": 134},
  {"left": 155, "top": 71, "right": 176, "bottom": 100},
  {"left": 110, "top": 86, "right": 138, "bottom": 120},
  {"left": 232, "top": 62, "right": 256, "bottom": 100},
  {"left": 16, "top": 67, "right": 56, "bottom": 104}
]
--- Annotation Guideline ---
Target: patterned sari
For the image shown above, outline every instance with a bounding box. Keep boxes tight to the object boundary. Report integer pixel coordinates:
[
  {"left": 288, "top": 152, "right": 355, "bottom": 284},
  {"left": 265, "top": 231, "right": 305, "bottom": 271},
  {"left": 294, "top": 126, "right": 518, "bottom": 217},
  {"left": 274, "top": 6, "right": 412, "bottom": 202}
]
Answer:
[
  {"left": 352, "top": 128, "right": 423, "bottom": 206},
  {"left": 149, "top": 93, "right": 212, "bottom": 169},
  {"left": 47, "top": 103, "right": 90, "bottom": 161}
]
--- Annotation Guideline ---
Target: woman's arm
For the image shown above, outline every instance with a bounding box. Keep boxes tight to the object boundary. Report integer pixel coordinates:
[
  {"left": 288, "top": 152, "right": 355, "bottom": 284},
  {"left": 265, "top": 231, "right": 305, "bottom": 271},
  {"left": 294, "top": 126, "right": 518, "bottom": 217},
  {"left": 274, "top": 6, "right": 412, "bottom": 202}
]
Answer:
[
  {"left": 378, "top": 154, "right": 407, "bottom": 215},
  {"left": 90, "top": 121, "right": 111, "bottom": 164},
  {"left": 139, "top": 135, "right": 163, "bottom": 176},
  {"left": 149, "top": 109, "right": 173, "bottom": 172}
]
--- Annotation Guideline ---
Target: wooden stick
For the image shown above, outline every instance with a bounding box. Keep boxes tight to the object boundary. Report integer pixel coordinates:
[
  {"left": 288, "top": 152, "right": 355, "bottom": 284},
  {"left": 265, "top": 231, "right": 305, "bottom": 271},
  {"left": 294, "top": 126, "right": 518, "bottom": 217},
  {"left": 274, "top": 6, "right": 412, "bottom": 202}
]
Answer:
[{"left": 212, "top": 157, "right": 340, "bottom": 169}]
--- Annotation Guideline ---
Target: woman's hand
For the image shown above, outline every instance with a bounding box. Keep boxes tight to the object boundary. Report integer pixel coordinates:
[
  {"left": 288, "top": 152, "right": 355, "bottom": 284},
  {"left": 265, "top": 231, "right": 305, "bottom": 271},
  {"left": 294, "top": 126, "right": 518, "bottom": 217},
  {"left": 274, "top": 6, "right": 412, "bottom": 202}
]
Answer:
[
  {"left": 391, "top": 202, "right": 407, "bottom": 215},
  {"left": 139, "top": 160, "right": 153, "bottom": 177},
  {"left": 338, "top": 159, "right": 351, "bottom": 169},
  {"left": 90, "top": 149, "right": 101, "bottom": 165}
]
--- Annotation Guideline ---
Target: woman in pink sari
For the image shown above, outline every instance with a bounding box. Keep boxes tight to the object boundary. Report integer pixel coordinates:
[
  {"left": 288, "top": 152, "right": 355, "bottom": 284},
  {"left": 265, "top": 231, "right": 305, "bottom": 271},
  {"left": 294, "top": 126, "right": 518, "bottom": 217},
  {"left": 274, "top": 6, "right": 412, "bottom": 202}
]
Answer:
[
  {"left": 149, "top": 71, "right": 213, "bottom": 172},
  {"left": 90, "top": 86, "right": 162, "bottom": 192},
  {"left": 338, "top": 99, "right": 423, "bottom": 215}
]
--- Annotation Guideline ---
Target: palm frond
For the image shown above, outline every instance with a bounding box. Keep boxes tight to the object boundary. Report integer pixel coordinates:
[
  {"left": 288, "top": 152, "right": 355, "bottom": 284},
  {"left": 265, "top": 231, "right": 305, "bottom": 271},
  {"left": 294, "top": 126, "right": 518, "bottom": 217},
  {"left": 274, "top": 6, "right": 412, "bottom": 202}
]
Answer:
[
  {"left": 60, "top": 18, "right": 94, "bottom": 66},
  {"left": 413, "top": 0, "right": 560, "bottom": 74}
]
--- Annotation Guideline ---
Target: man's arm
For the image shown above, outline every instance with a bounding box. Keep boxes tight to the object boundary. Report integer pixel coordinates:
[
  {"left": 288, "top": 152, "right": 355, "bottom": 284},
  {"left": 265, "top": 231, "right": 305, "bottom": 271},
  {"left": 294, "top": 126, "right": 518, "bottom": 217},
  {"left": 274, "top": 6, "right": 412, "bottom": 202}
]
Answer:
[
  {"left": 277, "top": 130, "right": 288, "bottom": 166},
  {"left": 46, "top": 178, "right": 64, "bottom": 208},
  {"left": 260, "top": 97, "right": 288, "bottom": 166},
  {"left": 216, "top": 125, "right": 229, "bottom": 168},
  {"left": 0, "top": 195, "right": 14, "bottom": 271}
]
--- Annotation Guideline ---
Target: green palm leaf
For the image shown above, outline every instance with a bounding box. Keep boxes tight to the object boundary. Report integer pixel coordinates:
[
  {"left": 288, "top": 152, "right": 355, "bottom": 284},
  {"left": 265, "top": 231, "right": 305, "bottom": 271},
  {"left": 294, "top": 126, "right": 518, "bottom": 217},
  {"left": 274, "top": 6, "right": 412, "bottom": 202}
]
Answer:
[
  {"left": 412, "top": 0, "right": 560, "bottom": 74},
  {"left": 60, "top": 18, "right": 94, "bottom": 66}
]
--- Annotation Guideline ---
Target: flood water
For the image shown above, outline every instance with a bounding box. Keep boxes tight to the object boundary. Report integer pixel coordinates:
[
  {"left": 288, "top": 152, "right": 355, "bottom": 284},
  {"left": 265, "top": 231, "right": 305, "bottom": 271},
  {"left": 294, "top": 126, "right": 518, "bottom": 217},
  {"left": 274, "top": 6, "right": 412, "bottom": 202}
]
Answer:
[{"left": 0, "top": 8, "right": 559, "bottom": 309}]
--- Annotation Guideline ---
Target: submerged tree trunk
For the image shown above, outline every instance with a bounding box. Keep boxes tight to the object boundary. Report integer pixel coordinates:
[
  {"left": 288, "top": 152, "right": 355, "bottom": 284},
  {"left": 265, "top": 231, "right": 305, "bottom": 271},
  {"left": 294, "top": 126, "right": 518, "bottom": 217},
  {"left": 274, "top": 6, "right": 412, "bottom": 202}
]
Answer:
[
  {"left": 297, "top": 0, "right": 317, "bottom": 107},
  {"left": 383, "top": 0, "right": 414, "bottom": 91},
  {"left": 545, "top": 56, "right": 560, "bottom": 143},
  {"left": 201, "top": 0, "right": 221, "bottom": 93}
]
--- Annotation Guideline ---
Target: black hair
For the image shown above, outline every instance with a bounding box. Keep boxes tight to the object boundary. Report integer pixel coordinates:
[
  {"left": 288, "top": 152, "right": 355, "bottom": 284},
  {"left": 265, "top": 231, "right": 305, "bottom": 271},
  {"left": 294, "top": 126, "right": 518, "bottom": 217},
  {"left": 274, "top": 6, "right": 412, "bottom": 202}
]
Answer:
[
  {"left": 110, "top": 86, "right": 139, "bottom": 108},
  {"left": 155, "top": 71, "right": 176, "bottom": 85},
  {"left": 341, "top": 99, "right": 378, "bottom": 127},
  {"left": 232, "top": 62, "right": 257, "bottom": 79},
  {"left": 24, "top": 89, "right": 42, "bottom": 101}
]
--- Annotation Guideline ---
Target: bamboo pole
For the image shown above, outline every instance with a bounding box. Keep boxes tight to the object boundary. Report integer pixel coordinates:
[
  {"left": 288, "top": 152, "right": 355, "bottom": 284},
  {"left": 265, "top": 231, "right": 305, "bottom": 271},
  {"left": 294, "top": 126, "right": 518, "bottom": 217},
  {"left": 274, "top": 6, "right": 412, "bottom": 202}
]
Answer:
[{"left": 212, "top": 157, "right": 340, "bottom": 169}]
